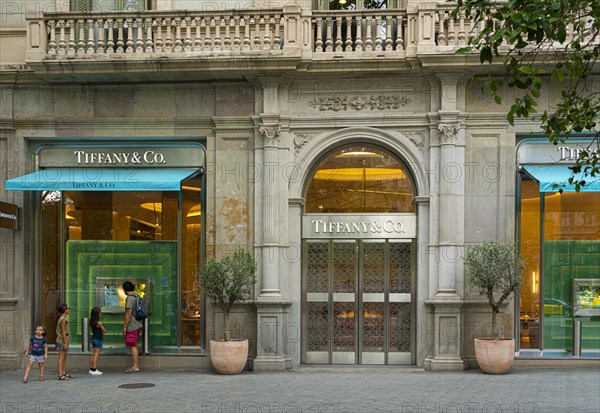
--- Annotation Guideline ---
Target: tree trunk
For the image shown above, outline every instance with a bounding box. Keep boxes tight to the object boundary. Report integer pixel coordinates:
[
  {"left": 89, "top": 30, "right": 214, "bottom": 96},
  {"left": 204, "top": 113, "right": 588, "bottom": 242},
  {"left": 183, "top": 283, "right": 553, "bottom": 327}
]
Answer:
[
  {"left": 491, "top": 306, "right": 499, "bottom": 340},
  {"left": 222, "top": 307, "right": 230, "bottom": 341}
]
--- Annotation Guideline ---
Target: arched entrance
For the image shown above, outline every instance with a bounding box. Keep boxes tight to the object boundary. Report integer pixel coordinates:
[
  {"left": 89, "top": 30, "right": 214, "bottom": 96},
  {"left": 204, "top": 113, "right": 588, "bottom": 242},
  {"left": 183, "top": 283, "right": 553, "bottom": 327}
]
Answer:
[{"left": 301, "top": 144, "right": 417, "bottom": 364}]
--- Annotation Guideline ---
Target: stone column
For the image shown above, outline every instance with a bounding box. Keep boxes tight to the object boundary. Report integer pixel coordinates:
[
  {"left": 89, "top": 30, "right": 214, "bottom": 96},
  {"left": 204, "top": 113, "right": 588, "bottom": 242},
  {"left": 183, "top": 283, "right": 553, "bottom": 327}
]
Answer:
[
  {"left": 425, "top": 74, "right": 467, "bottom": 371},
  {"left": 252, "top": 79, "right": 292, "bottom": 371}
]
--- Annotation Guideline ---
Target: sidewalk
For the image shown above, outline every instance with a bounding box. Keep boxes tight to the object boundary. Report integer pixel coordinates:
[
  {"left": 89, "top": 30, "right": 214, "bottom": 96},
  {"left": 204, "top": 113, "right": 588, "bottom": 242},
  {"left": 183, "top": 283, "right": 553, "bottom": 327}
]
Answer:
[{"left": 1, "top": 365, "right": 599, "bottom": 413}]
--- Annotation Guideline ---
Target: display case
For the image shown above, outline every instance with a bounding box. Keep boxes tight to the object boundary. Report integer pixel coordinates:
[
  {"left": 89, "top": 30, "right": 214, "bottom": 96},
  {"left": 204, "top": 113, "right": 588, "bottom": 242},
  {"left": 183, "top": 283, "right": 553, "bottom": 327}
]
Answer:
[
  {"left": 573, "top": 278, "right": 600, "bottom": 317},
  {"left": 96, "top": 278, "right": 151, "bottom": 313}
]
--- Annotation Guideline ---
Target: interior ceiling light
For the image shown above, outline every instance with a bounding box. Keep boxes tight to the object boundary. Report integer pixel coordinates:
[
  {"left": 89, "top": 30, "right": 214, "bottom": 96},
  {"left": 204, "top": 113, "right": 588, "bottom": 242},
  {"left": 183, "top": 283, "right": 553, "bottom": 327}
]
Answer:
[
  {"left": 182, "top": 185, "right": 201, "bottom": 192},
  {"left": 141, "top": 202, "right": 201, "bottom": 217},
  {"left": 314, "top": 168, "right": 406, "bottom": 181},
  {"left": 335, "top": 151, "right": 378, "bottom": 157},
  {"left": 339, "top": 0, "right": 347, "bottom": 4}
]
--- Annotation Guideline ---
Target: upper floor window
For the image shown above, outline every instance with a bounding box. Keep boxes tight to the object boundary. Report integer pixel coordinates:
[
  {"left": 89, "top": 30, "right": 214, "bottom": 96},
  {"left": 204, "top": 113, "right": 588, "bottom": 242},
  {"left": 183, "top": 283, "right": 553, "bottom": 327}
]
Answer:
[{"left": 72, "top": 0, "right": 150, "bottom": 11}]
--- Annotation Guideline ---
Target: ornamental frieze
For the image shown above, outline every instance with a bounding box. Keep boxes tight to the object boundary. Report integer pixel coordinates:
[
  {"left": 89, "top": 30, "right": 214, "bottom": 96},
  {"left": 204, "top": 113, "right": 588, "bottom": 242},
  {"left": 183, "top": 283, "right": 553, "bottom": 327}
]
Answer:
[{"left": 308, "top": 95, "right": 412, "bottom": 111}]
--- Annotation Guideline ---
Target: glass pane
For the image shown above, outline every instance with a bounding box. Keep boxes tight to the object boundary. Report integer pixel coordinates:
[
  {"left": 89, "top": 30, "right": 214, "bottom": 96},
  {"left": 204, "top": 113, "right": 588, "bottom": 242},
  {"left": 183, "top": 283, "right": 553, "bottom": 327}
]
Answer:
[
  {"left": 363, "top": 303, "right": 384, "bottom": 352},
  {"left": 363, "top": 242, "right": 385, "bottom": 293},
  {"left": 308, "top": 302, "right": 329, "bottom": 351},
  {"left": 519, "top": 180, "right": 541, "bottom": 349},
  {"left": 333, "top": 242, "right": 355, "bottom": 293},
  {"left": 41, "top": 191, "right": 62, "bottom": 343},
  {"left": 543, "top": 191, "right": 600, "bottom": 351},
  {"left": 334, "top": 302, "right": 355, "bottom": 351},
  {"left": 305, "top": 145, "right": 415, "bottom": 213},
  {"left": 59, "top": 190, "right": 181, "bottom": 351},
  {"left": 181, "top": 178, "right": 202, "bottom": 346}
]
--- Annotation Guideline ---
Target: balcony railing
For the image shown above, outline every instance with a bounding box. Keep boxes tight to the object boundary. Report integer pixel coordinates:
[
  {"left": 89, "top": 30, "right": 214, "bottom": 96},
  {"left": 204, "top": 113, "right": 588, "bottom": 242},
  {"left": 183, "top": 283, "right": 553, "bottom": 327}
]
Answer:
[
  {"left": 32, "top": 10, "right": 290, "bottom": 58},
  {"left": 312, "top": 10, "right": 407, "bottom": 56},
  {"left": 26, "top": 4, "right": 467, "bottom": 65},
  {"left": 27, "top": 3, "right": 595, "bottom": 70}
]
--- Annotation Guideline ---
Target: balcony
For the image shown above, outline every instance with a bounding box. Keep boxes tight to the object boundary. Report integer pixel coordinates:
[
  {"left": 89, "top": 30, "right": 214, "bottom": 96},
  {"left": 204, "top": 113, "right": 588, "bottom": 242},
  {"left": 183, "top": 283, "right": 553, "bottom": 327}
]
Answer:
[{"left": 23, "top": 4, "right": 487, "bottom": 81}]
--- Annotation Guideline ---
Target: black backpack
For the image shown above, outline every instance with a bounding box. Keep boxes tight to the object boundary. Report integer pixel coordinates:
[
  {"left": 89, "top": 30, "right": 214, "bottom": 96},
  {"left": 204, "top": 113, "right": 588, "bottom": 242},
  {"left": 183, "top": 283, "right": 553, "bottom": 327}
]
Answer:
[{"left": 132, "top": 293, "right": 148, "bottom": 321}]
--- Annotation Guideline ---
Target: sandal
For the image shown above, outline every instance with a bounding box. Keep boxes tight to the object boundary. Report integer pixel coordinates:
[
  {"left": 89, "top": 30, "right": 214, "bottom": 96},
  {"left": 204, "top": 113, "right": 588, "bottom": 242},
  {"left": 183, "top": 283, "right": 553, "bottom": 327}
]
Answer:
[
  {"left": 22, "top": 378, "right": 28, "bottom": 383},
  {"left": 39, "top": 377, "right": 45, "bottom": 381},
  {"left": 58, "top": 375, "right": 70, "bottom": 380},
  {"left": 64, "top": 374, "right": 73, "bottom": 379},
  {"left": 123, "top": 367, "right": 140, "bottom": 373}
]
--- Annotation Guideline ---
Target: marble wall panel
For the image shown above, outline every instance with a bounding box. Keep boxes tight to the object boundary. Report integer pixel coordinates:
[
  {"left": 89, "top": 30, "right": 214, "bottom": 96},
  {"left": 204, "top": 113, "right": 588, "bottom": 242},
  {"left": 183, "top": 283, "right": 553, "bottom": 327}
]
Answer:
[
  {"left": 133, "top": 86, "right": 176, "bottom": 119},
  {"left": 92, "top": 86, "right": 135, "bottom": 118},
  {"left": 174, "top": 84, "right": 216, "bottom": 118},
  {"left": 215, "top": 84, "right": 255, "bottom": 117},
  {"left": 52, "top": 85, "right": 95, "bottom": 118}
]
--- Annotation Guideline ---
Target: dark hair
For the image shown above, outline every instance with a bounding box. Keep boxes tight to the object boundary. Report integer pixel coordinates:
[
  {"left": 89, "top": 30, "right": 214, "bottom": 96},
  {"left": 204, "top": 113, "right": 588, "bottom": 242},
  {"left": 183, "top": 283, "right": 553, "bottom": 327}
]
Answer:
[
  {"left": 90, "top": 307, "right": 101, "bottom": 329},
  {"left": 122, "top": 281, "right": 135, "bottom": 293},
  {"left": 57, "top": 304, "right": 68, "bottom": 316},
  {"left": 35, "top": 324, "right": 47, "bottom": 337}
]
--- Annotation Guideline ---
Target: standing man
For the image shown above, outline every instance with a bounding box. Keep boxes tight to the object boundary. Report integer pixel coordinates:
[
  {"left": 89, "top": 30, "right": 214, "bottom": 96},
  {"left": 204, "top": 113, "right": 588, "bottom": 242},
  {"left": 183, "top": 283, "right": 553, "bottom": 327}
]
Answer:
[{"left": 122, "top": 281, "right": 142, "bottom": 373}]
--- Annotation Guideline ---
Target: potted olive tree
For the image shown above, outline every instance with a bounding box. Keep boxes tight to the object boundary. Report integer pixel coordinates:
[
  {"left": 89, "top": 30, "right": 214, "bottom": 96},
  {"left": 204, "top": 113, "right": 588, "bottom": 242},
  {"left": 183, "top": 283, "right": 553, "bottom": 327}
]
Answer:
[
  {"left": 200, "top": 246, "right": 257, "bottom": 374},
  {"left": 464, "top": 241, "right": 525, "bottom": 374}
]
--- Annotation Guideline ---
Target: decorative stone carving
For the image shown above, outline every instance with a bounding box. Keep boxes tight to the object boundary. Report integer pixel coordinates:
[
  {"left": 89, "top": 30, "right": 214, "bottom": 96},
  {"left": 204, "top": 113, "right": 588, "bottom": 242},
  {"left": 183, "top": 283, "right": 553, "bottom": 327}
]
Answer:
[
  {"left": 404, "top": 132, "right": 424, "bottom": 148},
  {"left": 124, "top": 0, "right": 141, "bottom": 11},
  {"left": 259, "top": 124, "right": 281, "bottom": 145},
  {"left": 438, "top": 123, "right": 460, "bottom": 144},
  {"left": 308, "top": 95, "right": 412, "bottom": 111},
  {"left": 293, "top": 134, "right": 314, "bottom": 155}
]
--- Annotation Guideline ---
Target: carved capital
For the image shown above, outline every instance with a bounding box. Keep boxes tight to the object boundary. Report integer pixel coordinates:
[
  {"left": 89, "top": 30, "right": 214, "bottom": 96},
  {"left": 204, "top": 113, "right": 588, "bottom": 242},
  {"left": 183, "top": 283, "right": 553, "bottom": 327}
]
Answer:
[
  {"left": 259, "top": 124, "right": 281, "bottom": 145},
  {"left": 438, "top": 123, "right": 460, "bottom": 144}
]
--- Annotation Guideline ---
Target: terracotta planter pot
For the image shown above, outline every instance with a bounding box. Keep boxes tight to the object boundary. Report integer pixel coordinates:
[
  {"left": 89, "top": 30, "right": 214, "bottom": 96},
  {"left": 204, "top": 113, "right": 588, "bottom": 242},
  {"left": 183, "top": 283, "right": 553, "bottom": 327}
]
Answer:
[
  {"left": 209, "top": 339, "right": 249, "bottom": 375},
  {"left": 474, "top": 338, "right": 515, "bottom": 374}
]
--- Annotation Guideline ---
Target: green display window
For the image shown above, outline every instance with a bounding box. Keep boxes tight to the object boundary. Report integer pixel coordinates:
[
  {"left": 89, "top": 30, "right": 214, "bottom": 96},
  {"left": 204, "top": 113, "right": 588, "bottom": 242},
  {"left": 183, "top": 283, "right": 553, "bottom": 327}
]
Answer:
[
  {"left": 65, "top": 240, "right": 178, "bottom": 348},
  {"left": 543, "top": 240, "right": 600, "bottom": 351}
]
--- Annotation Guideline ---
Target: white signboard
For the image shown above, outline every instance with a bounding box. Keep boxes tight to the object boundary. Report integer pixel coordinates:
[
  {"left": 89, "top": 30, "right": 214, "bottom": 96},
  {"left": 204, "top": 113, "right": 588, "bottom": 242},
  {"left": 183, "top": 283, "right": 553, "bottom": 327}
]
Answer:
[
  {"left": 302, "top": 214, "right": 417, "bottom": 239},
  {"left": 518, "top": 139, "right": 597, "bottom": 164}
]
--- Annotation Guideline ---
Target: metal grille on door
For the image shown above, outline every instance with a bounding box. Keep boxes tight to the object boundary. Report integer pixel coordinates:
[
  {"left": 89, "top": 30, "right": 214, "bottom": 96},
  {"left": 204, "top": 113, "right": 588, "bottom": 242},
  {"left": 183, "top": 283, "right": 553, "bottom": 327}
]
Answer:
[{"left": 303, "top": 240, "right": 414, "bottom": 364}]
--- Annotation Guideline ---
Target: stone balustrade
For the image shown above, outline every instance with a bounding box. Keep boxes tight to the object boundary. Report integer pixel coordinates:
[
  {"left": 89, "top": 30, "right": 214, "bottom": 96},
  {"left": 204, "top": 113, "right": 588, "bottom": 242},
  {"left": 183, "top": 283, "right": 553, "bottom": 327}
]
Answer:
[
  {"left": 26, "top": 8, "right": 298, "bottom": 61},
  {"left": 312, "top": 10, "right": 407, "bottom": 56},
  {"left": 25, "top": 3, "right": 594, "bottom": 66}
]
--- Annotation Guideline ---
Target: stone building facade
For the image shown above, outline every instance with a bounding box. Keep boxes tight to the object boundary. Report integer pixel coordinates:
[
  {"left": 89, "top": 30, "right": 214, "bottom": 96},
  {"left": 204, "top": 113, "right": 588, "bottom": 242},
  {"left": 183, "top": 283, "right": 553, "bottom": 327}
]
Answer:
[{"left": 1, "top": 0, "right": 598, "bottom": 371}]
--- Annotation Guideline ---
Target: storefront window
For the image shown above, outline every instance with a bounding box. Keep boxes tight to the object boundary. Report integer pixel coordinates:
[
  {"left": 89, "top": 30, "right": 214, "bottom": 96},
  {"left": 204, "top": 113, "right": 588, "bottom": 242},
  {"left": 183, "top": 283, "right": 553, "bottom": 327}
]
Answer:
[
  {"left": 41, "top": 183, "right": 203, "bottom": 350},
  {"left": 519, "top": 180, "right": 541, "bottom": 349},
  {"left": 543, "top": 191, "right": 600, "bottom": 351},
  {"left": 181, "top": 178, "right": 202, "bottom": 346},
  {"left": 305, "top": 145, "right": 415, "bottom": 213},
  {"left": 41, "top": 191, "right": 62, "bottom": 343},
  {"left": 519, "top": 176, "right": 600, "bottom": 352}
]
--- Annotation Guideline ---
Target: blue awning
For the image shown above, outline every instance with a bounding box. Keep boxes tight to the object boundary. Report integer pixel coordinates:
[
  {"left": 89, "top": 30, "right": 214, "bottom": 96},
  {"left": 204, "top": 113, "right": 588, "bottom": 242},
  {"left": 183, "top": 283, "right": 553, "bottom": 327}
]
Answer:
[
  {"left": 522, "top": 165, "right": 600, "bottom": 192},
  {"left": 5, "top": 169, "right": 200, "bottom": 191}
]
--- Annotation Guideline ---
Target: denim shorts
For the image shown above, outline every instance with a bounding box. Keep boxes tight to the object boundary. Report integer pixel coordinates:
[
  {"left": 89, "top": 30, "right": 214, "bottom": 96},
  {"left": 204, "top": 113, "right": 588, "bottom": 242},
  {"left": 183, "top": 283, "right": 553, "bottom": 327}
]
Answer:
[
  {"left": 55, "top": 343, "right": 67, "bottom": 352},
  {"left": 29, "top": 354, "right": 45, "bottom": 362},
  {"left": 92, "top": 339, "right": 103, "bottom": 349}
]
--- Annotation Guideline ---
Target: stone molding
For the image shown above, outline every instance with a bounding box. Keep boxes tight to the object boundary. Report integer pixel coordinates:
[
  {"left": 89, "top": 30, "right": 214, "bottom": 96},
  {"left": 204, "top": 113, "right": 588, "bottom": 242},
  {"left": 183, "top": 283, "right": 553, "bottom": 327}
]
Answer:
[{"left": 308, "top": 95, "right": 412, "bottom": 111}]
